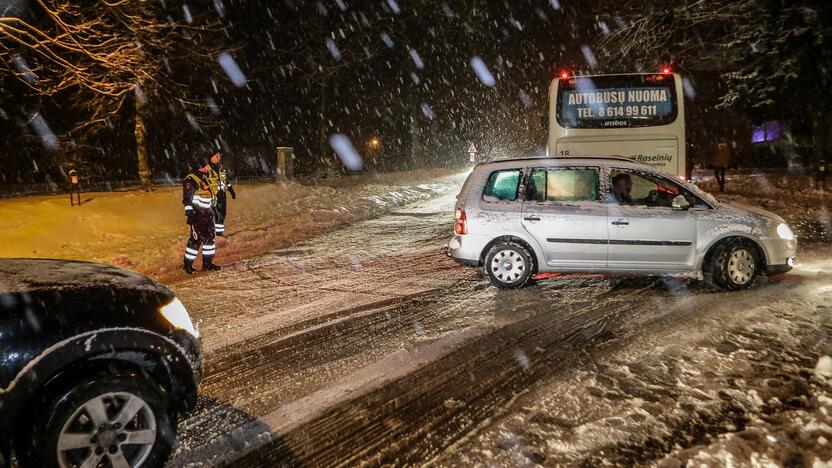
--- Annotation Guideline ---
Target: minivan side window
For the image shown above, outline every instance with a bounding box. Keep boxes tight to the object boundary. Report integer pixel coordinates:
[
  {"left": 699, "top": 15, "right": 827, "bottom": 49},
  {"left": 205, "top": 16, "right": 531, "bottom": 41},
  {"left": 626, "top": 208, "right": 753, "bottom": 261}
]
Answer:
[
  {"left": 526, "top": 168, "right": 599, "bottom": 202},
  {"left": 482, "top": 169, "right": 521, "bottom": 201},
  {"left": 608, "top": 168, "right": 707, "bottom": 208}
]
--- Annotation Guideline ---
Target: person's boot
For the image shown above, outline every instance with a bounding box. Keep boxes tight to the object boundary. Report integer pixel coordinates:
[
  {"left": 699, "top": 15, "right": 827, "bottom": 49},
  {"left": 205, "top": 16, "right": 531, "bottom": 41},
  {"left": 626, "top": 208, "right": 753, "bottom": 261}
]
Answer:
[
  {"left": 202, "top": 258, "right": 222, "bottom": 271},
  {"left": 183, "top": 259, "right": 197, "bottom": 275}
]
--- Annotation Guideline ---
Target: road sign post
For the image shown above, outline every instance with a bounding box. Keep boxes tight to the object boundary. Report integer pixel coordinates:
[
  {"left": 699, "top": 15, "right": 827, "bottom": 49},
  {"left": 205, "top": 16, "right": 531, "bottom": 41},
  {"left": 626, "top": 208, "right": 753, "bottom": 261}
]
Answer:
[
  {"left": 276, "top": 146, "right": 294, "bottom": 181},
  {"left": 467, "top": 142, "right": 478, "bottom": 163}
]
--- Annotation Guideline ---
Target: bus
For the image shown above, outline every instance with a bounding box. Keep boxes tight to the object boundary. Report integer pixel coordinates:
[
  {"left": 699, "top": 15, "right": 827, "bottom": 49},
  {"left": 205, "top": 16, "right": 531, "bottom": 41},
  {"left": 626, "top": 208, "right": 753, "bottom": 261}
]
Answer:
[{"left": 546, "top": 69, "right": 686, "bottom": 178}]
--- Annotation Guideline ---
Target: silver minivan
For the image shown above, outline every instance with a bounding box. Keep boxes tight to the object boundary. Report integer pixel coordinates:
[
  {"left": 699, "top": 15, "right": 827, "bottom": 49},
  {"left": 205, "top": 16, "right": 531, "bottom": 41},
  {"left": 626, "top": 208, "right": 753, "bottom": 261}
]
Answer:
[{"left": 447, "top": 156, "right": 797, "bottom": 289}]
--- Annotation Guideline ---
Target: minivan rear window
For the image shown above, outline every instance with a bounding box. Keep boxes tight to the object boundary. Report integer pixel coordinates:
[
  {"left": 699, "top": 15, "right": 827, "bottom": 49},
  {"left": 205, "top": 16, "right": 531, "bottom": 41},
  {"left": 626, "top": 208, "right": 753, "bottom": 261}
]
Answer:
[{"left": 482, "top": 169, "right": 521, "bottom": 201}]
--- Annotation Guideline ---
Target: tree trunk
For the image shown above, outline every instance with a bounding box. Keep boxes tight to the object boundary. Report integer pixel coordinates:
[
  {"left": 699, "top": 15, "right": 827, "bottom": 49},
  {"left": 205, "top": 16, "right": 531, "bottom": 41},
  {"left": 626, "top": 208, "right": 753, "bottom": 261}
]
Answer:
[
  {"left": 813, "top": 115, "right": 830, "bottom": 176},
  {"left": 135, "top": 84, "right": 152, "bottom": 191},
  {"left": 318, "top": 80, "right": 329, "bottom": 170}
]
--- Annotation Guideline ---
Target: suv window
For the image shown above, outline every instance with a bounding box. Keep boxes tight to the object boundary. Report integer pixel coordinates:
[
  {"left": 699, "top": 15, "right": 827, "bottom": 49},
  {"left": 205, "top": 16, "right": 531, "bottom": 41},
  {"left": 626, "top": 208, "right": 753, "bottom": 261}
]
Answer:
[
  {"left": 526, "top": 168, "right": 599, "bottom": 202},
  {"left": 483, "top": 169, "right": 521, "bottom": 201},
  {"left": 608, "top": 169, "right": 706, "bottom": 208}
]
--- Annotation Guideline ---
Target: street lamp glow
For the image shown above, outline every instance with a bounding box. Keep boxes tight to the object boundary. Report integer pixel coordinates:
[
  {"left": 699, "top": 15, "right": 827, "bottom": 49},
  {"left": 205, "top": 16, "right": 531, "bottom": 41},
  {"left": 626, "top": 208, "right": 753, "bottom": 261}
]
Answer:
[{"left": 369, "top": 137, "right": 380, "bottom": 149}]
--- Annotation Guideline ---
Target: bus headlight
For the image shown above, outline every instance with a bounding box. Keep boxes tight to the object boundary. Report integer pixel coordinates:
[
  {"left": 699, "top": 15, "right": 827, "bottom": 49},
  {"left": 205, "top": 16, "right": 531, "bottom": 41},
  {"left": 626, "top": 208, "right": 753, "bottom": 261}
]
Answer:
[
  {"left": 159, "top": 298, "right": 200, "bottom": 338},
  {"left": 776, "top": 223, "right": 795, "bottom": 241}
]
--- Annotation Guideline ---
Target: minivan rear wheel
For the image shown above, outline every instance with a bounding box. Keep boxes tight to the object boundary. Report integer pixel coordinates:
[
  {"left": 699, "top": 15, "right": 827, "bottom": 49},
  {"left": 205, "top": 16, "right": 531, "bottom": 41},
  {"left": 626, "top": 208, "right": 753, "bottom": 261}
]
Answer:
[
  {"left": 709, "top": 239, "right": 759, "bottom": 290},
  {"left": 484, "top": 243, "right": 533, "bottom": 289}
]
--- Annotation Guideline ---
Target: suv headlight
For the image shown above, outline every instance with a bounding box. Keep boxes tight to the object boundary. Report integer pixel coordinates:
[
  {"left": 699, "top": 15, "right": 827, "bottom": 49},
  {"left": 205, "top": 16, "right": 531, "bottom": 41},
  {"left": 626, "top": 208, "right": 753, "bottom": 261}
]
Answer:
[
  {"left": 776, "top": 223, "right": 795, "bottom": 241},
  {"left": 159, "top": 298, "right": 200, "bottom": 338}
]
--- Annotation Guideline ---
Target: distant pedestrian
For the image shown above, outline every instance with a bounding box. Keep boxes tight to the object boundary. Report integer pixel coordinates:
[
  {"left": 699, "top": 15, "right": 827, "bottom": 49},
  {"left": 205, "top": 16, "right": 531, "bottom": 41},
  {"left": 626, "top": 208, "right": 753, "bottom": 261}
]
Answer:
[
  {"left": 685, "top": 142, "right": 695, "bottom": 182},
  {"left": 207, "top": 152, "right": 236, "bottom": 236},
  {"left": 182, "top": 158, "right": 221, "bottom": 274},
  {"left": 816, "top": 159, "right": 827, "bottom": 190},
  {"left": 68, "top": 169, "right": 82, "bottom": 206},
  {"left": 713, "top": 138, "right": 731, "bottom": 192}
]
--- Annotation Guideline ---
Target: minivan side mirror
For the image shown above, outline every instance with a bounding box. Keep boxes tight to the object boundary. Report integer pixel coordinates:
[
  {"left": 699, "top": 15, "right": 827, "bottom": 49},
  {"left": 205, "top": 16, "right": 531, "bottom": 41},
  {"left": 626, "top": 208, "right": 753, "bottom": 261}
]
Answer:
[
  {"left": 672, "top": 194, "right": 690, "bottom": 210},
  {"left": 539, "top": 115, "right": 549, "bottom": 130}
]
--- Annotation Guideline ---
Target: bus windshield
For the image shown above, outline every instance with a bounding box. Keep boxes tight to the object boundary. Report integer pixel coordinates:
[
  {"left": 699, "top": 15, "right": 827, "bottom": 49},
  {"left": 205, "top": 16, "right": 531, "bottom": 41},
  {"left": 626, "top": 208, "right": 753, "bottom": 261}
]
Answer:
[{"left": 557, "top": 74, "right": 678, "bottom": 129}]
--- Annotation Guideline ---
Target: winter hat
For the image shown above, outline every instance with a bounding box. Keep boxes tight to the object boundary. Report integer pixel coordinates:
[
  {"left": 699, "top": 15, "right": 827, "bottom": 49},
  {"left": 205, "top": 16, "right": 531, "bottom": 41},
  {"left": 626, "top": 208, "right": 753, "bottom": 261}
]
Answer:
[{"left": 191, "top": 158, "right": 209, "bottom": 170}]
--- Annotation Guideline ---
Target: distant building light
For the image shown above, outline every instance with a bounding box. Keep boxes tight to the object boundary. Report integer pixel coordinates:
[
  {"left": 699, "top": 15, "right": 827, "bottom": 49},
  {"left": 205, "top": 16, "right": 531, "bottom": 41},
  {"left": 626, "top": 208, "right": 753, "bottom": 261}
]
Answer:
[
  {"left": 752, "top": 120, "right": 781, "bottom": 143},
  {"left": 751, "top": 127, "right": 765, "bottom": 143}
]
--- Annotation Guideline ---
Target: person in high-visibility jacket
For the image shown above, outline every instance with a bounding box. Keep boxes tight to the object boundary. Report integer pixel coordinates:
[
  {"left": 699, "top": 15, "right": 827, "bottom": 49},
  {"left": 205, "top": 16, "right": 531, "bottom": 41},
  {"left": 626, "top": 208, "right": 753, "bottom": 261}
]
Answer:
[
  {"left": 182, "top": 158, "right": 221, "bottom": 274},
  {"left": 207, "top": 152, "right": 236, "bottom": 236}
]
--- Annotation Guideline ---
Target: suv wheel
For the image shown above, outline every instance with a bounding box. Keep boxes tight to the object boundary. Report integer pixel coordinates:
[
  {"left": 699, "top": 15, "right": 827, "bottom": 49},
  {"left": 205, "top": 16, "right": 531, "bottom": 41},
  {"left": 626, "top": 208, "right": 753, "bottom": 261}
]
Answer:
[
  {"left": 709, "top": 239, "right": 759, "bottom": 290},
  {"left": 484, "top": 243, "right": 534, "bottom": 289},
  {"left": 26, "top": 375, "right": 175, "bottom": 468}
]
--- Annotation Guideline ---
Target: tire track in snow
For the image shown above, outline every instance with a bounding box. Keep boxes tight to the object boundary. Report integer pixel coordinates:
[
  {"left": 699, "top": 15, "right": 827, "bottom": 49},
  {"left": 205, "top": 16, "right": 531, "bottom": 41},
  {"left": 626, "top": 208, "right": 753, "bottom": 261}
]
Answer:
[
  {"left": 219, "top": 283, "right": 659, "bottom": 466},
  {"left": 222, "top": 277, "right": 799, "bottom": 466},
  {"left": 434, "top": 276, "right": 805, "bottom": 466},
  {"left": 171, "top": 270, "right": 657, "bottom": 465}
]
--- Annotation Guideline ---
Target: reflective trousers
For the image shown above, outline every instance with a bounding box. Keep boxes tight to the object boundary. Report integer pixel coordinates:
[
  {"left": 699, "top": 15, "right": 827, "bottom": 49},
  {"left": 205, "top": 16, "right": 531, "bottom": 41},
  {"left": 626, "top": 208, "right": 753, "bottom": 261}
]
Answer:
[
  {"left": 184, "top": 208, "right": 216, "bottom": 263},
  {"left": 214, "top": 190, "right": 227, "bottom": 236}
]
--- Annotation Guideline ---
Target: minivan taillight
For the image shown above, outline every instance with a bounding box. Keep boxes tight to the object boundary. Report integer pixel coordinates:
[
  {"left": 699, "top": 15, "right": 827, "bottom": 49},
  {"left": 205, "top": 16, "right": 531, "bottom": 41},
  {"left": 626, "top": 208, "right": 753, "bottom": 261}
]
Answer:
[{"left": 454, "top": 208, "right": 467, "bottom": 235}]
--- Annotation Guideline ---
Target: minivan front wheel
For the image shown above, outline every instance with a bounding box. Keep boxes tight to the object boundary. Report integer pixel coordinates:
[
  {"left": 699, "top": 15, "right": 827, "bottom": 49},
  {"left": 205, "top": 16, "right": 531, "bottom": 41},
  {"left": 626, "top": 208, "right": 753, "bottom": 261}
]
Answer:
[
  {"left": 709, "top": 239, "right": 759, "bottom": 290},
  {"left": 484, "top": 243, "right": 533, "bottom": 289}
]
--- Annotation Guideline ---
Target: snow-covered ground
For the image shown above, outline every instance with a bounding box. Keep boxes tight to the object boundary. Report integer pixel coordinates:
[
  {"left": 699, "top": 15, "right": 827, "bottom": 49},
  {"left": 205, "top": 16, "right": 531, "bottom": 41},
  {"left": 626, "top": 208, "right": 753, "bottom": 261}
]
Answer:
[
  {"left": 0, "top": 170, "right": 459, "bottom": 282},
  {"left": 440, "top": 255, "right": 832, "bottom": 466},
  {"left": 2, "top": 169, "right": 830, "bottom": 466},
  {"left": 160, "top": 172, "right": 831, "bottom": 467}
]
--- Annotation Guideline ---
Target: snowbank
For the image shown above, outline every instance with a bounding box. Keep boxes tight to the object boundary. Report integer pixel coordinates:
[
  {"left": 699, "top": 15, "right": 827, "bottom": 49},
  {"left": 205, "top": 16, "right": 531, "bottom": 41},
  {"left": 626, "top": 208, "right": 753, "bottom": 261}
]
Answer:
[{"left": 0, "top": 170, "right": 460, "bottom": 282}]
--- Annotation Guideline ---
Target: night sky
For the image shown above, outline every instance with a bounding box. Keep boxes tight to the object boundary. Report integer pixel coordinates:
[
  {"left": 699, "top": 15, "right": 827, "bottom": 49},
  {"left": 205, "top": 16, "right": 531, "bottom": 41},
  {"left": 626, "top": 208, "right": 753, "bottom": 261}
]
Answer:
[{"left": 0, "top": 0, "right": 760, "bottom": 185}]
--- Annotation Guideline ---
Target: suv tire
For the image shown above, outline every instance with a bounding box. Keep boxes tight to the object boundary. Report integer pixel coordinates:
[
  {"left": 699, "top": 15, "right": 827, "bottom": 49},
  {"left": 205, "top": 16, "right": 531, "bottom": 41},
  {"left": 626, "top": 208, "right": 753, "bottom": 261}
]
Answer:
[
  {"left": 484, "top": 243, "right": 534, "bottom": 289},
  {"left": 708, "top": 239, "right": 759, "bottom": 291},
  {"left": 25, "top": 375, "right": 175, "bottom": 468}
]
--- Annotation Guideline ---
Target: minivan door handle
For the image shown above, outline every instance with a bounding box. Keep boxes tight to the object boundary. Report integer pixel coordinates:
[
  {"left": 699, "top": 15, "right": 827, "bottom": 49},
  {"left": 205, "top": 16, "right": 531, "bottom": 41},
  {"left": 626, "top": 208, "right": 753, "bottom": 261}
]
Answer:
[
  {"left": 524, "top": 216, "right": 541, "bottom": 222},
  {"left": 611, "top": 219, "right": 629, "bottom": 226}
]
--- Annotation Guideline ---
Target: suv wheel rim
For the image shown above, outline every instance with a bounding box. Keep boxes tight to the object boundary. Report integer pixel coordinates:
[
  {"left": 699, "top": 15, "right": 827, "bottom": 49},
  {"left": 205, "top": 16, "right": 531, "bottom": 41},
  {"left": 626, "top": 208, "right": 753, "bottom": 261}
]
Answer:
[
  {"left": 57, "top": 392, "right": 157, "bottom": 468},
  {"left": 491, "top": 249, "right": 526, "bottom": 283},
  {"left": 727, "top": 248, "right": 755, "bottom": 285}
]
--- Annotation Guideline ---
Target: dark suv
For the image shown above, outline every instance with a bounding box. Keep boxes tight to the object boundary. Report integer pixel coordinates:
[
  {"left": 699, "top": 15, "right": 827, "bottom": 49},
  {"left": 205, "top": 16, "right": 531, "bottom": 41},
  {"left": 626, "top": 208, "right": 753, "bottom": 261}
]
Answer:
[{"left": 0, "top": 259, "right": 202, "bottom": 468}]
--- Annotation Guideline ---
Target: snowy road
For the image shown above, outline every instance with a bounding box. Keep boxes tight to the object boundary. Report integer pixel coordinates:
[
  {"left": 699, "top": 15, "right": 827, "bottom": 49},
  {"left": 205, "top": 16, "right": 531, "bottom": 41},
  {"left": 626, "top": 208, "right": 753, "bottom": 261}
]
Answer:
[{"left": 167, "top": 180, "right": 832, "bottom": 467}]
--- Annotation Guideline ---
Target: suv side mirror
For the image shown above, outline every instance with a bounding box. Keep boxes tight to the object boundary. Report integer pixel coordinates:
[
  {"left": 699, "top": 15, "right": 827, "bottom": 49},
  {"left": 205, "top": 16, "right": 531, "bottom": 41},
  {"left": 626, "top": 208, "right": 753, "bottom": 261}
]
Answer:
[
  {"left": 672, "top": 194, "right": 690, "bottom": 210},
  {"left": 539, "top": 115, "right": 549, "bottom": 130}
]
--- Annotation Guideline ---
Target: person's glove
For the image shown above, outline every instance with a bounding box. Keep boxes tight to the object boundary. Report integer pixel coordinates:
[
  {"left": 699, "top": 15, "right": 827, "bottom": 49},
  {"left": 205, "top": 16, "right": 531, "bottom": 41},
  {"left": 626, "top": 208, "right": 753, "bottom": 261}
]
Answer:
[
  {"left": 228, "top": 186, "right": 236, "bottom": 200},
  {"left": 186, "top": 210, "right": 195, "bottom": 225}
]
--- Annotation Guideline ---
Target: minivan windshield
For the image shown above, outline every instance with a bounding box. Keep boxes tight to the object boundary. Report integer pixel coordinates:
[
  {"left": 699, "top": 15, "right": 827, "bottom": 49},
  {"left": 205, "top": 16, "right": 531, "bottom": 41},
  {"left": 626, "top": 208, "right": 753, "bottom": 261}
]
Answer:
[{"left": 681, "top": 180, "right": 718, "bottom": 206}]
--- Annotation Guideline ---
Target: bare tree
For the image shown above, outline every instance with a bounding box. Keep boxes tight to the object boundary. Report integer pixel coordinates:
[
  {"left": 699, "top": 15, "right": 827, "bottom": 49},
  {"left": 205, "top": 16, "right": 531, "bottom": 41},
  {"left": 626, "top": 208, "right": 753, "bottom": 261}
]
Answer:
[
  {"left": 596, "top": 0, "right": 761, "bottom": 72},
  {"left": 595, "top": 0, "right": 832, "bottom": 158},
  {"left": 0, "top": 0, "right": 222, "bottom": 189}
]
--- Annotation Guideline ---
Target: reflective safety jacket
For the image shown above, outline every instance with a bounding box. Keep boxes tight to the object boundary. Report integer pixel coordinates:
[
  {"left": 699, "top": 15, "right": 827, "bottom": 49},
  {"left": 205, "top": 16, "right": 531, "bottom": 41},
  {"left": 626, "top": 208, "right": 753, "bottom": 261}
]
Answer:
[
  {"left": 182, "top": 171, "right": 215, "bottom": 214},
  {"left": 207, "top": 163, "right": 233, "bottom": 193}
]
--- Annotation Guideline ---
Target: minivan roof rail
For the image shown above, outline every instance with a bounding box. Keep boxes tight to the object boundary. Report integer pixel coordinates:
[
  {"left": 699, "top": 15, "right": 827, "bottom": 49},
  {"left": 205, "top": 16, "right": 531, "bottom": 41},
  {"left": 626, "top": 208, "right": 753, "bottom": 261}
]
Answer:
[{"left": 481, "top": 155, "right": 636, "bottom": 165}]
